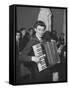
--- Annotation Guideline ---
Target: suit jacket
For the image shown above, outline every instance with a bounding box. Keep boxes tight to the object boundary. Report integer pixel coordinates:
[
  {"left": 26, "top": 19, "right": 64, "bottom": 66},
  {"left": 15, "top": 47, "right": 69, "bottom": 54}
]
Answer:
[
  {"left": 16, "top": 41, "right": 31, "bottom": 81},
  {"left": 19, "top": 34, "right": 29, "bottom": 51}
]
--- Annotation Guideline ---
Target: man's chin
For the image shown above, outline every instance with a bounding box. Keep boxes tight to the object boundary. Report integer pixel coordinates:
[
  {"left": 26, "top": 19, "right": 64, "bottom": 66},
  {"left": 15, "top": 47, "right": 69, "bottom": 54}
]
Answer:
[{"left": 40, "top": 34, "right": 44, "bottom": 37}]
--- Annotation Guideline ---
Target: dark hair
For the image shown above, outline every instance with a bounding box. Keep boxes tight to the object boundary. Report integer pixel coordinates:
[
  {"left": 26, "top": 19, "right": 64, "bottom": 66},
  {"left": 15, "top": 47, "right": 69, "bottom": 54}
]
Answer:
[
  {"left": 33, "top": 21, "right": 46, "bottom": 30},
  {"left": 20, "top": 27, "right": 26, "bottom": 32},
  {"left": 28, "top": 27, "right": 34, "bottom": 32},
  {"left": 16, "top": 31, "right": 20, "bottom": 34}
]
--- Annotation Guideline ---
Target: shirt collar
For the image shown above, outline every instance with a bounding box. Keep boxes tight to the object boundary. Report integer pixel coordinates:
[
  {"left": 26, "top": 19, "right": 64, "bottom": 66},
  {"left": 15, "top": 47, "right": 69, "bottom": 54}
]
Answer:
[{"left": 36, "top": 33, "right": 43, "bottom": 42}]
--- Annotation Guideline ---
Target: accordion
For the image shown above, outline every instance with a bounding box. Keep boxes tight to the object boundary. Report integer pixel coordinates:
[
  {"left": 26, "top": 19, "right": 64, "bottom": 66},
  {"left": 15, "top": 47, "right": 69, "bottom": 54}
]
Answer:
[{"left": 32, "top": 40, "right": 60, "bottom": 72}]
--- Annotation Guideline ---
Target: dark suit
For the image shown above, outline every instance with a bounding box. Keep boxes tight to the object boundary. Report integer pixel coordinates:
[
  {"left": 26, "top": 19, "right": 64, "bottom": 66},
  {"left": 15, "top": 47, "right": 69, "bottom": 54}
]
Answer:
[
  {"left": 19, "top": 35, "right": 51, "bottom": 82},
  {"left": 16, "top": 40, "right": 32, "bottom": 83}
]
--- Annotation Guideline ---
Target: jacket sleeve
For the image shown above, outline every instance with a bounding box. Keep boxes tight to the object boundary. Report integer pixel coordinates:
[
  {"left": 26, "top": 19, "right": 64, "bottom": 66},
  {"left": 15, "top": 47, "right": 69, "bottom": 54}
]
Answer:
[{"left": 19, "top": 39, "right": 33, "bottom": 62}]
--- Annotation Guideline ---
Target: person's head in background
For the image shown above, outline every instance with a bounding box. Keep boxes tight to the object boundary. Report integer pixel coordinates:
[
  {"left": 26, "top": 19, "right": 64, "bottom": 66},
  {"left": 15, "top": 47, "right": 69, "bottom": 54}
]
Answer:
[
  {"left": 33, "top": 21, "right": 46, "bottom": 38},
  {"left": 52, "top": 30, "right": 57, "bottom": 36},
  {"left": 51, "top": 30, "right": 58, "bottom": 41},
  {"left": 60, "top": 33, "right": 64, "bottom": 40},
  {"left": 20, "top": 28, "right": 26, "bottom": 38},
  {"left": 16, "top": 31, "right": 21, "bottom": 42},
  {"left": 42, "top": 31, "right": 51, "bottom": 42},
  {"left": 28, "top": 27, "right": 35, "bottom": 37}
]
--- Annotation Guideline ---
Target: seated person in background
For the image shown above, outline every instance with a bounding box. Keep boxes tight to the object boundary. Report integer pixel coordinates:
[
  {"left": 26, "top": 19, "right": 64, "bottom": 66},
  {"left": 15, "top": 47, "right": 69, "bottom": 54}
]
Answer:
[{"left": 19, "top": 21, "right": 52, "bottom": 82}]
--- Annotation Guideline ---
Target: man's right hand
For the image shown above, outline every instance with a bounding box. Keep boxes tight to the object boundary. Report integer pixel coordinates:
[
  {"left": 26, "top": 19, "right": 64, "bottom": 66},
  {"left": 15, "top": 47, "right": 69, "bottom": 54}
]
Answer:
[
  {"left": 31, "top": 54, "right": 46, "bottom": 63},
  {"left": 31, "top": 56, "right": 39, "bottom": 63}
]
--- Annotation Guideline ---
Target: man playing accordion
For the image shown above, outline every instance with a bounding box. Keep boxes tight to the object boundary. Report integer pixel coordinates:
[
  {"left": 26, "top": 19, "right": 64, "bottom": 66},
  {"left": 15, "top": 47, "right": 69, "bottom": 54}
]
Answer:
[{"left": 19, "top": 21, "right": 60, "bottom": 83}]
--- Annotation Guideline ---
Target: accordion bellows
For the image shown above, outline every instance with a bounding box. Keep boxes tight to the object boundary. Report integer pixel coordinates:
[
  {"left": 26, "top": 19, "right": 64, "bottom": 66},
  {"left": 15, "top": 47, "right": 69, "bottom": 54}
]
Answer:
[{"left": 44, "top": 40, "right": 60, "bottom": 65}]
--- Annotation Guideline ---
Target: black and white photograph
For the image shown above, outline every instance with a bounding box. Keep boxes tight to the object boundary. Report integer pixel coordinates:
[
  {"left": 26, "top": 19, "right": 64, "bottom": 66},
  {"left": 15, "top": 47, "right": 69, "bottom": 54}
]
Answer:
[{"left": 9, "top": 4, "right": 67, "bottom": 85}]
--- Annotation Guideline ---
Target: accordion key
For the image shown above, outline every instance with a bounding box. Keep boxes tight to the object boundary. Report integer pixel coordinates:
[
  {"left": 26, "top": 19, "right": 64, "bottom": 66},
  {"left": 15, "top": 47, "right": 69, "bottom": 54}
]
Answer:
[{"left": 32, "top": 43, "right": 47, "bottom": 72}]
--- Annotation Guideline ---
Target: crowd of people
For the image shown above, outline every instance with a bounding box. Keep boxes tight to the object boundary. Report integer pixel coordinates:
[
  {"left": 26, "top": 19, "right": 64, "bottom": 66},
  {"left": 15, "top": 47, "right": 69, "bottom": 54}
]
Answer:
[{"left": 16, "top": 21, "right": 66, "bottom": 84}]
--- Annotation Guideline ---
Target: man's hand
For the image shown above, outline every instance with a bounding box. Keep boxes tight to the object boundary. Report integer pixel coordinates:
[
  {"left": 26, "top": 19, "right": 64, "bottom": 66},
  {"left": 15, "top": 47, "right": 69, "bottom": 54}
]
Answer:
[
  {"left": 32, "top": 56, "right": 39, "bottom": 63},
  {"left": 31, "top": 54, "right": 46, "bottom": 63}
]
